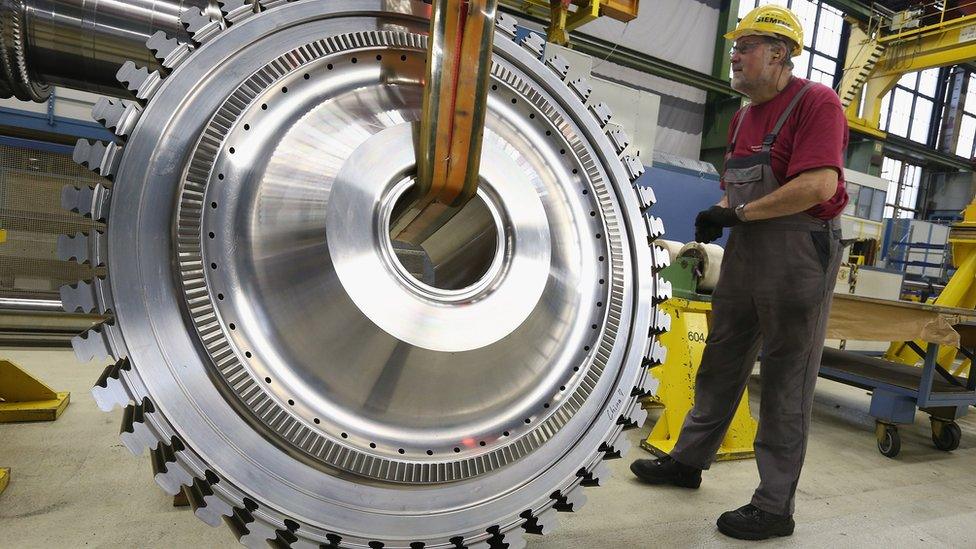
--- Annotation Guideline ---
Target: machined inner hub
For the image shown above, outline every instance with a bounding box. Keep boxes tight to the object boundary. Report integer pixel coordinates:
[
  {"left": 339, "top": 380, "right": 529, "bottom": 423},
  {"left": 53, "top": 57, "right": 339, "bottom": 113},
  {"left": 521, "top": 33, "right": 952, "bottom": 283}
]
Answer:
[{"left": 387, "top": 181, "right": 502, "bottom": 292}]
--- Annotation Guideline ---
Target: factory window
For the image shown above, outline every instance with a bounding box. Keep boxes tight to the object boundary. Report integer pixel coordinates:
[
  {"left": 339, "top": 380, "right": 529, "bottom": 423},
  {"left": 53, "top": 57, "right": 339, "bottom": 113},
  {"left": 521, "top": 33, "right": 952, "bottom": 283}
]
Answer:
[
  {"left": 881, "top": 157, "right": 922, "bottom": 219},
  {"left": 736, "top": 0, "right": 843, "bottom": 86},
  {"left": 958, "top": 115, "right": 976, "bottom": 159},
  {"left": 955, "top": 72, "right": 976, "bottom": 159},
  {"left": 878, "top": 68, "right": 942, "bottom": 145},
  {"left": 843, "top": 186, "right": 857, "bottom": 215},
  {"left": 843, "top": 182, "right": 886, "bottom": 222}
]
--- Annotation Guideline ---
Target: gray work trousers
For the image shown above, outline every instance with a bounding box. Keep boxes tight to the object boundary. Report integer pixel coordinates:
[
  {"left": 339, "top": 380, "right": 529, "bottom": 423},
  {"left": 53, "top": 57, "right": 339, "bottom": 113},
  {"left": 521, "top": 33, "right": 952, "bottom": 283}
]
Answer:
[{"left": 670, "top": 222, "right": 842, "bottom": 516}]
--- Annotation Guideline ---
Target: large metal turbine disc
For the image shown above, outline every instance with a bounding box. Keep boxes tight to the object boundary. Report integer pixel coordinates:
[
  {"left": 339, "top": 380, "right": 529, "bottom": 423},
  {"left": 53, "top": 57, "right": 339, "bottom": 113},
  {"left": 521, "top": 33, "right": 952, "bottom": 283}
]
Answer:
[{"left": 63, "top": 1, "right": 671, "bottom": 546}]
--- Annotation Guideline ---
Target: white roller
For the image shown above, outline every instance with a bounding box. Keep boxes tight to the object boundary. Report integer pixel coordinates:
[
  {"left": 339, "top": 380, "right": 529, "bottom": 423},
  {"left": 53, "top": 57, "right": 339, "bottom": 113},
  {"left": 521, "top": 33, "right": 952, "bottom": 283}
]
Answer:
[
  {"left": 678, "top": 242, "right": 725, "bottom": 292},
  {"left": 659, "top": 240, "right": 685, "bottom": 263}
]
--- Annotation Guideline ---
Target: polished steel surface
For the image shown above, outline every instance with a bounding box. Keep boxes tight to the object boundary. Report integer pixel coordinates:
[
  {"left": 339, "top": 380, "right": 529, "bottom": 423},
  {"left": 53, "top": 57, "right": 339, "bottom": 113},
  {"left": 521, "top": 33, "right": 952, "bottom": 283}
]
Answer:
[
  {"left": 51, "top": 1, "right": 663, "bottom": 546},
  {"left": 0, "top": 0, "right": 216, "bottom": 98},
  {"left": 327, "top": 124, "right": 553, "bottom": 352},
  {"left": 0, "top": 0, "right": 49, "bottom": 101},
  {"left": 182, "top": 31, "right": 610, "bottom": 480}
]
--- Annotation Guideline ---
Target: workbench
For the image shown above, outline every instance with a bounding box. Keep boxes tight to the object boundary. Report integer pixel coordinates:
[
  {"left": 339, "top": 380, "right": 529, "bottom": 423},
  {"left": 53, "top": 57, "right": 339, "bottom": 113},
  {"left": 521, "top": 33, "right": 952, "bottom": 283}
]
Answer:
[{"left": 820, "top": 294, "right": 976, "bottom": 457}]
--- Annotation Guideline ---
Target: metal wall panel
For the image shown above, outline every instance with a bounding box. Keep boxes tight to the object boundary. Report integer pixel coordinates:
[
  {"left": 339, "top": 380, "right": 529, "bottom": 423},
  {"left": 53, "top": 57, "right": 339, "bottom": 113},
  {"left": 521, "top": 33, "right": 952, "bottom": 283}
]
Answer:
[{"left": 551, "top": 43, "right": 702, "bottom": 159}]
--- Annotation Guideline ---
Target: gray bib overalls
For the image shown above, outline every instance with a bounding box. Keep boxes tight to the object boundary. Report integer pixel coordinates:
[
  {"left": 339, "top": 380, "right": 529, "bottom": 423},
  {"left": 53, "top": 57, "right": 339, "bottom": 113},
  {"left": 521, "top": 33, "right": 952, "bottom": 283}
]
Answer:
[{"left": 670, "top": 82, "right": 844, "bottom": 516}]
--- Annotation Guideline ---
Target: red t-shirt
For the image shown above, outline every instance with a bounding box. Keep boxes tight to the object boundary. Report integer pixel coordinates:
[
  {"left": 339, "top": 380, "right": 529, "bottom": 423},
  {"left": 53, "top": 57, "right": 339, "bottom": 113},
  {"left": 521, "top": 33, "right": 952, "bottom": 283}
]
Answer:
[{"left": 723, "top": 77, "right": 849, "bottom": 220}]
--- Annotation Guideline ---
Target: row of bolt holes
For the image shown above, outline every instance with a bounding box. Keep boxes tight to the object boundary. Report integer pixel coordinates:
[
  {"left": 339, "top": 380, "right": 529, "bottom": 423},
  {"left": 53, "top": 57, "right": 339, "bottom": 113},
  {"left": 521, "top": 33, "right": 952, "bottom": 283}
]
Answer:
[{"left": 203, "top": 55, "right": 611, "bottom": 457}]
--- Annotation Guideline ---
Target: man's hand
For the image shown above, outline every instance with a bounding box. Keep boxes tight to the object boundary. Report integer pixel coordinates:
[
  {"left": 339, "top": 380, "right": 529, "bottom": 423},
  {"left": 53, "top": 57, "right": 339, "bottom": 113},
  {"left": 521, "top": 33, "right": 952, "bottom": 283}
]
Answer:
[
  {"left": 694, "top": 206, "right": 740, "bottom": 243},
  {"left": 698, "top": 206, "right": 741, "bottom": 227},
  {"left": 694, "top": 221, "right": 722, "bottom": 244}
]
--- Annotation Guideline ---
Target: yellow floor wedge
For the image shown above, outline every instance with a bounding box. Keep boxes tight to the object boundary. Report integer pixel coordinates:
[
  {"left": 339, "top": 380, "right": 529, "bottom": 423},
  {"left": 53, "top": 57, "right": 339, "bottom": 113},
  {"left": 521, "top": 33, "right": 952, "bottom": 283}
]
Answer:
[
  {"left": 642, "top": 298, "right": 757, "bottom": 461},
  {"left": 0, "top": 467, "right": 9, "bottom": 496},
  {"left": 0, "top": 360, "right": 70, "bottom": 423}
]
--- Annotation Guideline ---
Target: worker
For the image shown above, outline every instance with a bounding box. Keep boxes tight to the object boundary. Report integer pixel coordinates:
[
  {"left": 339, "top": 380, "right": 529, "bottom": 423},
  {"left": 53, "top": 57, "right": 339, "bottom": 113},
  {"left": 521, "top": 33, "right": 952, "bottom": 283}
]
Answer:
[{"left": 630, "top": 5, "right": 848, "bottom": 541}]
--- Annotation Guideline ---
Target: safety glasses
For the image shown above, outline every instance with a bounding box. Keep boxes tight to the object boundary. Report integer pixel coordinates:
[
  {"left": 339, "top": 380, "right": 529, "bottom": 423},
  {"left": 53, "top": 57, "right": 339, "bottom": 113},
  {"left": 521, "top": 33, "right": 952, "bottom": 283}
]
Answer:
[{"left": 729, "top": 41, "right": 767, "bottom": 56}]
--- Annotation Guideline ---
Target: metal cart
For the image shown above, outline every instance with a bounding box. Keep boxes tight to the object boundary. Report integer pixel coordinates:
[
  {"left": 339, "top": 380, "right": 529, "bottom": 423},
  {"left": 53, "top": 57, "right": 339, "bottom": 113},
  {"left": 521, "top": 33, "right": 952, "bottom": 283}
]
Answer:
[{"left": 820, "top": 295, "right": 976, "bottom": 457}]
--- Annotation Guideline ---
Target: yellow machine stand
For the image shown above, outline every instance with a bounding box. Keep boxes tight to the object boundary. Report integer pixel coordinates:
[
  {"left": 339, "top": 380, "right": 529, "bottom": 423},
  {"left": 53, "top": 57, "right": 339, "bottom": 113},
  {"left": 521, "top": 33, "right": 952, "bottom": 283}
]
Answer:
[
  {"left": 642, "top": 257, "right": 758, "bottom": 461},
  {"left": 0, "top": 360, "right": 70, "bottom": 422},
  {"left": 0, "top": 360, "right": 70, "bottom": 498},
  {"left": 0, "top": 231, "right": 72, "bottom": 422}
]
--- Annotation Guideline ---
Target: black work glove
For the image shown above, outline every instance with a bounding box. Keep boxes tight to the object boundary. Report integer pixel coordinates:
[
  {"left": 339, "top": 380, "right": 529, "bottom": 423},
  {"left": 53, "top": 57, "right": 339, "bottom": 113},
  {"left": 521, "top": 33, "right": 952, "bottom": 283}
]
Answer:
[
  {"left": 694, "top": 206, "right": 740, "bottom": 243},
  {"left": 698, "top": 206, "right": 741, "bottom": 228},
  {"left": 694, "top": 220, "right": 723, "bottom": 243}
]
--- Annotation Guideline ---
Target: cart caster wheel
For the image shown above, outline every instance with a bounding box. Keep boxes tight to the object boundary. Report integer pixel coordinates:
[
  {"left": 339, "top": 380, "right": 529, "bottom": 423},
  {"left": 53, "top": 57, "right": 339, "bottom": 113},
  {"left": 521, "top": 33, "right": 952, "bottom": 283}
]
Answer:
[
  {"left": 932, "top": 421, "right": 961, "bottom": 452},
  {"left": 876, "top": 423, "right": 900, "bottom": 458}
]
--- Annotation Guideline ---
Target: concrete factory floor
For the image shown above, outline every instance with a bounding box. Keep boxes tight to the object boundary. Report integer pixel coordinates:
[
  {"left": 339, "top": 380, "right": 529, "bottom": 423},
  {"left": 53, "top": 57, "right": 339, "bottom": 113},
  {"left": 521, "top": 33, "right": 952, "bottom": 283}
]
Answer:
[{"left": 2, "top": 347, "right": 975, "bottom": 548}]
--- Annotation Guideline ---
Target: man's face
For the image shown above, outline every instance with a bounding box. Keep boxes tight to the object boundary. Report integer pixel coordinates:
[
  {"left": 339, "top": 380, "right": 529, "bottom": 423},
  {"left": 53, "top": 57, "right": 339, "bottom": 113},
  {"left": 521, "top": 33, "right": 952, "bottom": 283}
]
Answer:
[{"left": 729, "top": 36, "right": 780, "bottom": 94}]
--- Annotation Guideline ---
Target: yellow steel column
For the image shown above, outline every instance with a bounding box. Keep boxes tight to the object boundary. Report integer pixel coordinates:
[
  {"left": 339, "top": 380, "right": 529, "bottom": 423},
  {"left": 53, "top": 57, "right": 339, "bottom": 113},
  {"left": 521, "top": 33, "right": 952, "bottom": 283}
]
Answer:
[
  {"left": 847, "top": 72, "right": 898, "bottom": 138},
  {"left": 565, "top": 0, "right": 601, "bottom": 33},
  {"left": 547, "top": 0, "right": 571, "bottom": 44}
]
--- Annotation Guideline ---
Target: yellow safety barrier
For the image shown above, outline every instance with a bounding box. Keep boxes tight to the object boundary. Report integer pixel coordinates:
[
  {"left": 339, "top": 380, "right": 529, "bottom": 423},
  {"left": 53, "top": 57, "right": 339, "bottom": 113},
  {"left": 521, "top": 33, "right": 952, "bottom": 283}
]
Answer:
[{"left": 642, "top": 297, "right": 757, "bottom": 461}]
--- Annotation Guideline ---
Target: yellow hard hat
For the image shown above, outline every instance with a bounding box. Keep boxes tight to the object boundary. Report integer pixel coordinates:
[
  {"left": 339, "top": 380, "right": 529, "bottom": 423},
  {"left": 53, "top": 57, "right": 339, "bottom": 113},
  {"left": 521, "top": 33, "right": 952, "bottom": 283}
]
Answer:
[{"left": 725, "top": 5, "right": 804, "bottom": 57}]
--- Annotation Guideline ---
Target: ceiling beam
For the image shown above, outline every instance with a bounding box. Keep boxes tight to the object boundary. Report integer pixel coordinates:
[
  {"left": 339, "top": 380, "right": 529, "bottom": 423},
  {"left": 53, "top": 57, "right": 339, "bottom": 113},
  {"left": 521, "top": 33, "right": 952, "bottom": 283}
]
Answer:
[
  {"left": 881, "top": 132, "right": 974, "bottom": 171},
  {"left": 498, "top": 5, "right": 737, "bottom": 96},
  {"left": 821, "top": 0, "right": 875, "bottom": 22}
]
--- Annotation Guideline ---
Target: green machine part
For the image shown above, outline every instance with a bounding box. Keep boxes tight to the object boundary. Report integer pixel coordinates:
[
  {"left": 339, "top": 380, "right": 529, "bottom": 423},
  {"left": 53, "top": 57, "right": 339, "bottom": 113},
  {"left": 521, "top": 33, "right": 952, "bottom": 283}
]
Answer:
[{"left": 660, "top": 256, "right": 709, "bottom": 301}]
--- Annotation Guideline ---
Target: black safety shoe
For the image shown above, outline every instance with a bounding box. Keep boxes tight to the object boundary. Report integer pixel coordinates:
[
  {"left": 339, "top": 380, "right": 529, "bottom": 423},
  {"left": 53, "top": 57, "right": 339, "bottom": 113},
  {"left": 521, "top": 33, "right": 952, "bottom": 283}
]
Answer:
[
  {"left": 716, "top": 503, "right": 795, "bottom": 540},
  {"left": 629, "top": 455, "right": 702, "bottom": 488}
]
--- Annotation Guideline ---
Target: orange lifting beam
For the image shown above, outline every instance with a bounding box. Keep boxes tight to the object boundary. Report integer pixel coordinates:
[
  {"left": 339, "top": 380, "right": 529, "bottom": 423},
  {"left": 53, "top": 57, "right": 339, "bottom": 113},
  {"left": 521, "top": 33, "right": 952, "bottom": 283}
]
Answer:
[{"left": 394, "top": 0, "right": 499, "bottom": 245}]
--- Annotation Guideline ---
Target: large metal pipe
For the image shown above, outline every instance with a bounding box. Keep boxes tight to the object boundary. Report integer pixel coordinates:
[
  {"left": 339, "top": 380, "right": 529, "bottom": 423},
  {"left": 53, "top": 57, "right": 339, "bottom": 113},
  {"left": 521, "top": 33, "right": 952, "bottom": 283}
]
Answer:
[
  {"left": 0, "top": 300, "right": 105, "bottom": 347},
  {"left": 0, "top": 0, "right": 217, "bottom": 101},
  {"left": 0, "top": 296, "right": 64, "bottom": 311}
]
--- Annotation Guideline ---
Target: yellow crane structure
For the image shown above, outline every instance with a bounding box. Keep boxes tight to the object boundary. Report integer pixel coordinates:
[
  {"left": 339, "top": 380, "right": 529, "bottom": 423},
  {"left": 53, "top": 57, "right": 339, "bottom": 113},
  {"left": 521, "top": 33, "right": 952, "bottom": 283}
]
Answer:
[
  {"left": 840, "top": 5, "right": 976, "bottom": 138},
  {"left": 498, "top": 0, "right": 639, "bottom": 44}
]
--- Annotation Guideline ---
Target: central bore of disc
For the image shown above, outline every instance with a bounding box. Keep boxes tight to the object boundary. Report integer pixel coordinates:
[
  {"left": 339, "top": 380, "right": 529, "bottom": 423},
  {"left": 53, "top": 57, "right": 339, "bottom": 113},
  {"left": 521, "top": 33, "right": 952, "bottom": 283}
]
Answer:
[{"left": 387, "top": 184, "right": 503, "bottom": 292}]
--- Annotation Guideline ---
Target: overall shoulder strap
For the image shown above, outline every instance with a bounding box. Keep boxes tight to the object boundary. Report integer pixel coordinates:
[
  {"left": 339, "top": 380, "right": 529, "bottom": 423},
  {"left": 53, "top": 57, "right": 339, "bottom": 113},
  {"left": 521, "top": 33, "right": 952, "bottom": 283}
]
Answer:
[
  {"left": 762, "top": 81, "right": 815, "bottom": 152},
  {"left": 727, "top": 105, "right": 750, "bottom": 155}
]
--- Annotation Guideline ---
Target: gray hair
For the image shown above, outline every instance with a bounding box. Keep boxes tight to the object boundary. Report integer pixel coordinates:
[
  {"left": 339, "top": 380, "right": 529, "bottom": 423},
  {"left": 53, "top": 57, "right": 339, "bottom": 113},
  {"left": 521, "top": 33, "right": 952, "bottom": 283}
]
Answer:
[{"left": 764, "top": 37, "right": 795, "bottom": 69}]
